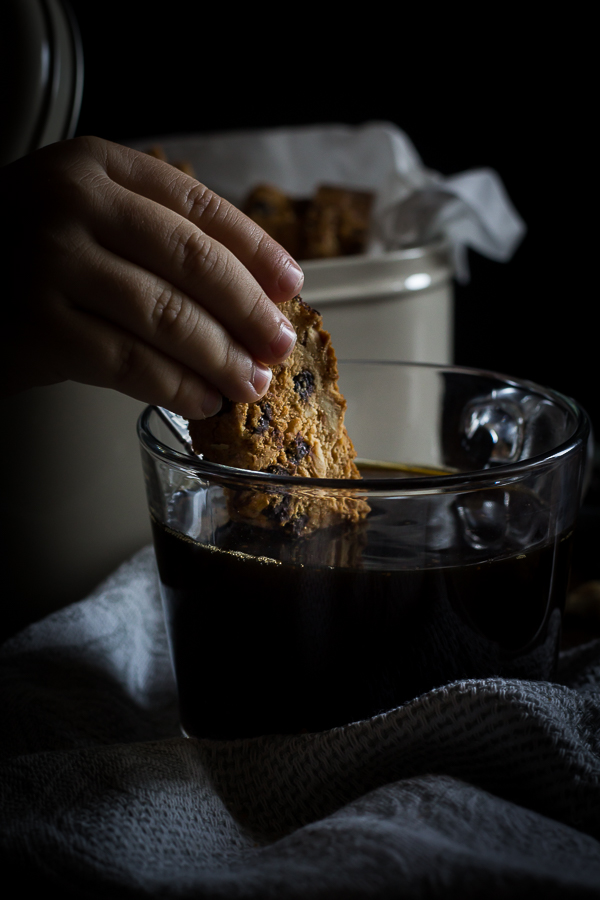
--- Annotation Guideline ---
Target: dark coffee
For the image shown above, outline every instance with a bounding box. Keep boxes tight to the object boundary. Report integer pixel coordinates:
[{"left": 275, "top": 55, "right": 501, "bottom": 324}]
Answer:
[{"left": 152, "top": 480, "right": 572, "bottom": 739}]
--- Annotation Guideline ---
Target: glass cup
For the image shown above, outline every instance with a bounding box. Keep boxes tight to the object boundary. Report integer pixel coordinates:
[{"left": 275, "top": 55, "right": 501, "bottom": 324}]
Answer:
[{"left": 138, "top": 361, "right": 591, "bottom": 739}]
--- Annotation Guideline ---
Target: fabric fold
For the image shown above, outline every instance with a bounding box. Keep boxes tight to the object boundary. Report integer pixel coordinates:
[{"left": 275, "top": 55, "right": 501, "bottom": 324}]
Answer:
[{"left": 1, "top": 546, "right": 599, "bottom": 898}]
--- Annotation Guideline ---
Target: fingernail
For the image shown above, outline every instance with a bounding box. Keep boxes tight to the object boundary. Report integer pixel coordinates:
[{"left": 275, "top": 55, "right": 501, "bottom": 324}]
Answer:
[
  {"left": 270, "top": 318, "right": 297, "bottom": 360},
  {"left": 251, "top": 362, "right": 272, "bottom": 398},
  {"left": 278, "top": 260, "right": 304, "bottom": 296},
  {"left": 201, "top": 388, "right": 222, "bottom": 418}
]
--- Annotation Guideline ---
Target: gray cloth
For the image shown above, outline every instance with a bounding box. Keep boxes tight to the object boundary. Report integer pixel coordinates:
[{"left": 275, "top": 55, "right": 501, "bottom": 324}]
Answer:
[{"left": 1, "top": 546, "right": 600, "bottom": 898}]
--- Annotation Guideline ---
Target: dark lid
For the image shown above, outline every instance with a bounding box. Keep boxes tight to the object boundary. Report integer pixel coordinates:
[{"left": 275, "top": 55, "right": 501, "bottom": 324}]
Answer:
[{"left": 0, "top": 0, "right": 83, "bottom": 167}]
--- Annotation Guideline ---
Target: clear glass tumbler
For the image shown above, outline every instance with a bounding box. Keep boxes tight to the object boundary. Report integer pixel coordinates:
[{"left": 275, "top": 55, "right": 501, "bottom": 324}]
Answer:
[{"left": 138, "top": 361, "right": 590, "bottom": 739}]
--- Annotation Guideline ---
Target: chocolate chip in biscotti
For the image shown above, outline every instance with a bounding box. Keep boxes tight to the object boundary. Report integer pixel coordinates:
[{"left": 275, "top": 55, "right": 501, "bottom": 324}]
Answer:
[
  {"left": 293, "top": 370, "right": 315, "bottom": 402},
  {"left": 187, "top": 296, "right": 369, "bottom": 536},
  {"left": 247, "top": 401, "right": 272, "bottom": 435},
  {"left": 285, "top": 434, "right": 311, "bottom": 465}
]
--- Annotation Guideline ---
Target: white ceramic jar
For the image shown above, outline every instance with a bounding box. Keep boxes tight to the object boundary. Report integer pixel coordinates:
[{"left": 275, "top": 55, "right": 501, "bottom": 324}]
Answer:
[{"left": 302, "top": 241, "right": 453, "bottom": 365}]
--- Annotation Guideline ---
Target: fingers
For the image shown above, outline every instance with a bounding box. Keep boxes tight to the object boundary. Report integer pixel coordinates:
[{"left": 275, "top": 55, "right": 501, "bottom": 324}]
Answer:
[
  {"left": 86, "top": 176, "right": 298, "bottom": 368},
  {"left": 46, "top": 305, "right": 230, "bottom": 420},
  {"left": 67, "top": 241, "right": 274, "bottom": 404},
  {"left": 97, "top": 138, "right": 305, "bottom": 304},
  {"left": 69, "top": 137, "right": 302, "bottom": 385},
  {"left": 3, "top": 137, "right": 304, "bottom": 412}
]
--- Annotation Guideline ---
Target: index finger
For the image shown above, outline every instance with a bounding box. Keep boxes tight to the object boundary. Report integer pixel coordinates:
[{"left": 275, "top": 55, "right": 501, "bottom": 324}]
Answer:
[{"left": 91, "top": 137, "right": 305, "bottom": 303}]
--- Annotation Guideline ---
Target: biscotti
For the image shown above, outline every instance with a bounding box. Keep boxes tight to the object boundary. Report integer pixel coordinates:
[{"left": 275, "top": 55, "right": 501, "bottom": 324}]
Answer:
[
  {"left": 187, "top": 297, "right": 369, "bottom": 536},
  {"left": 241, "top": 184, "right": 304, "bottom": 260},
  {"left": 303, "top": 185, "right": 374, "bottom": 259},
  {"left": 242, "top": 184, "right": 374, "bottom": 260}
]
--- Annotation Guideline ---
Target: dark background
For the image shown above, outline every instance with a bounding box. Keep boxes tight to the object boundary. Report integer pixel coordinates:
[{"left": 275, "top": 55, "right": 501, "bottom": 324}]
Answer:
[{"left": 68, "top": 4, "right": 594, "bottom": 433}]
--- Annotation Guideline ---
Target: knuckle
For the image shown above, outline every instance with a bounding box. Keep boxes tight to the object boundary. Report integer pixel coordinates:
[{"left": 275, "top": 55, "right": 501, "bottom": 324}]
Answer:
[
  {"left": 71, "top": 134, "right": 105, "bottom": 158},
  {"left": 184, "top": 182, "right": 223, "bottom": 226},
  {"left": 150, "top": 285, "right": 191, "bottom": 339},
  {"left": 44, "top": 145, "right": 111, "bottom": 213},
  {"left": 170, "top": 226, "right": 217, "bottom": 282}
]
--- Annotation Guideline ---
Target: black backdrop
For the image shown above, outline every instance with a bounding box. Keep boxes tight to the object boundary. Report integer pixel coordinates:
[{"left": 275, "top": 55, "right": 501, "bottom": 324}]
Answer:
[{"left": 68, "top": 4, "right": 595, "bottom": 434}]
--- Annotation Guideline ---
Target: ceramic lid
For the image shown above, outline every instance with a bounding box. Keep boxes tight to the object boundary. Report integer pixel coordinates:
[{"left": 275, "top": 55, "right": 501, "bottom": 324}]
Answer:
[{"left": 301, "top": 241, "right": 453, "bottom": 305}]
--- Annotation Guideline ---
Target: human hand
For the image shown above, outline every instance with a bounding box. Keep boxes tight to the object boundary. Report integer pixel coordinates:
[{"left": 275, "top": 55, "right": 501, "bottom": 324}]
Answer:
[{"left": 0, "top": 136, "right": 304, "bottom": 417}]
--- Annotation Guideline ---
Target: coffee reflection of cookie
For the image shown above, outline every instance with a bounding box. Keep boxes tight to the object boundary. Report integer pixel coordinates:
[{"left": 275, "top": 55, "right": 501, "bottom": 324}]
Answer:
[{"left": 188, "top": 297, "right": 369, "bottom": 536}]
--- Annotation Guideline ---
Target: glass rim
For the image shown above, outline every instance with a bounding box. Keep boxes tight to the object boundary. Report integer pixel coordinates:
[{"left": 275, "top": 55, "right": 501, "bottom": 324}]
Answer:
[{"left": 137, "top": 360, "right": 591, "bottom": 495}]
